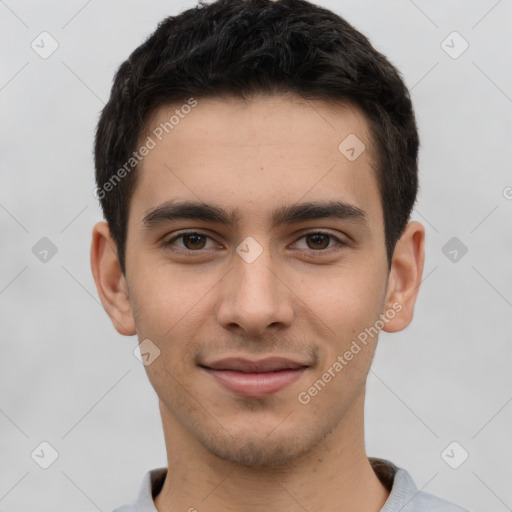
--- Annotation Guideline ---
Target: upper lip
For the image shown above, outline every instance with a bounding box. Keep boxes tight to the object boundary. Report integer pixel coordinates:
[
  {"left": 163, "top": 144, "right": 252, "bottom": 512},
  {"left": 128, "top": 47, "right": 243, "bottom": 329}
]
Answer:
[{"left": 201, "top": 357, "right": 310, "bottom": 373}]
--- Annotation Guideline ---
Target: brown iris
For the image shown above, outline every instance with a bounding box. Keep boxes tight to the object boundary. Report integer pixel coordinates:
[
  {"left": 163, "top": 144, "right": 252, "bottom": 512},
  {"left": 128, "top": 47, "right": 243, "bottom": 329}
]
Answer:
[
  {"left": 306, "top": 233, "right": 330, "bottom": 250},
  {"left": 182, "top": 233, "right": 207, "bottom": 250}
]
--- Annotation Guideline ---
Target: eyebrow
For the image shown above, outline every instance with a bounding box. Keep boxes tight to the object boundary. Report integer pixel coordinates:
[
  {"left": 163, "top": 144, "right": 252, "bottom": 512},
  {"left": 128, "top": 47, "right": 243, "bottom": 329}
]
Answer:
[{"left": 142, "top": 199, "right": 368, "bottom": 230}]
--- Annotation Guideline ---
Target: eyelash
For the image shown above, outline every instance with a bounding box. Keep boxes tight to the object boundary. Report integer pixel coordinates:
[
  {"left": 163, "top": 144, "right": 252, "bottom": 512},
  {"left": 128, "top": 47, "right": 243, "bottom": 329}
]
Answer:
[{"left": 162, "top": 230, "right": 347, "bottom": 254}]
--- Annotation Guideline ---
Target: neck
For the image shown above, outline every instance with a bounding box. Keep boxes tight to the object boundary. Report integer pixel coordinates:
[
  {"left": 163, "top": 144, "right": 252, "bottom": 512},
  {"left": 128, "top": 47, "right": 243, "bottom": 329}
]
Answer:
[{"left": 154, "top": 396, "right": 389, "bottom": 512}]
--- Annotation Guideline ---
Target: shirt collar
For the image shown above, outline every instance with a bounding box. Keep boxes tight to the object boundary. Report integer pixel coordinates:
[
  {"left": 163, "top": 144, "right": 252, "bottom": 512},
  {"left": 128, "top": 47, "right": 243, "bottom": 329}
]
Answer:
[{"left": 125, "top": 458, "right": 437, "bottom": 512}]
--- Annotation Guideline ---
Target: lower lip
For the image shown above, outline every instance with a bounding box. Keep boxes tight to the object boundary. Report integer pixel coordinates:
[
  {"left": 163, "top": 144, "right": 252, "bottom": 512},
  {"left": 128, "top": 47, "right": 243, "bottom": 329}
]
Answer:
[{"left": 204, "top": 368, "right": 307, "bottom": 397}]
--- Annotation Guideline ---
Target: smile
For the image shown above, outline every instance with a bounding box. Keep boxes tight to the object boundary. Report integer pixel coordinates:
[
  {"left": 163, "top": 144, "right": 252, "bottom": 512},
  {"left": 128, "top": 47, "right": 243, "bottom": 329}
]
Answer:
[{"left": 200, "top": 357, "right": 310, "bottom": 398}]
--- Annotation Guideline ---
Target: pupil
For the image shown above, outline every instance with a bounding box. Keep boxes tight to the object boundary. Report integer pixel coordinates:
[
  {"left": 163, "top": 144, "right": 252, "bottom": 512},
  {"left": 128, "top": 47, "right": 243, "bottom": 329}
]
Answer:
[
  {"left": 308, "top": 234, "right": 329, "bottom": 250},
  {"left": 185, "top": 234, "right": 205, "bottom": 249}
]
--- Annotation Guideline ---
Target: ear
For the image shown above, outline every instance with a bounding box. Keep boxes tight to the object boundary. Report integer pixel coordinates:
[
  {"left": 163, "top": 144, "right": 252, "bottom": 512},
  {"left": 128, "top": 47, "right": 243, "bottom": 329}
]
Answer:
[
  {"left": 382, "top": 221, "right": 425, "bottom": 333},
  {"left": 90, "top": 221, "right": 136, "bottom": 336}
]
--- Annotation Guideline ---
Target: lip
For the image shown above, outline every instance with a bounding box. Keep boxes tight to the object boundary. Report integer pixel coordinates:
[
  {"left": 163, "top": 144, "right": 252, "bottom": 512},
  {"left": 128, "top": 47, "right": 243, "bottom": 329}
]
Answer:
[{"left": 200, "top": 357, "right": 310, "bottom": 398}]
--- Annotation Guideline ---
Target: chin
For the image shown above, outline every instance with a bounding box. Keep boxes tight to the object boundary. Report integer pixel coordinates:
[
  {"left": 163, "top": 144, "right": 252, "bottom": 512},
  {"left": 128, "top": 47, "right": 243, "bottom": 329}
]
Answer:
[
  {"left": 206, "top": 437, "right": 303, "bottom": 467},
  {"left": 195, "top": 420, "right": 331, "bottom": 468}
]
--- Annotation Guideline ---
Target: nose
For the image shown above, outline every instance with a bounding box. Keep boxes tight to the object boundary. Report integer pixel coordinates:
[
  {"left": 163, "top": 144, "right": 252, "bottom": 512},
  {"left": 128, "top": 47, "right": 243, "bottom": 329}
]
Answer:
[{"left": 215, "top": 242, "right": 294, "bottom": 337}]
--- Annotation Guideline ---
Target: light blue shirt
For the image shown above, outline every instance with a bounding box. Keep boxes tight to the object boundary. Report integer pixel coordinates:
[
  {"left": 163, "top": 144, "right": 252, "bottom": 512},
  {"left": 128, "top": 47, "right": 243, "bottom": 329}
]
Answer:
[{"left": 113, "top": 458, "right": 470, "bottom": 511}]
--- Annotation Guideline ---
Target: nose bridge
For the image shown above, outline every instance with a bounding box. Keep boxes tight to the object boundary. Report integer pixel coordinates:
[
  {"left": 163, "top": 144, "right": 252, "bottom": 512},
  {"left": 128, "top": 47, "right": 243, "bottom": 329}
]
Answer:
[
  {"left": 237, "top": 246, "right": 277, "bottom": 296},
  {"left": 216, "top": 236, "right": 293, "bottom": 334},
  {"left": 234, "top": 237, "right": 280, "bottom": 305}
]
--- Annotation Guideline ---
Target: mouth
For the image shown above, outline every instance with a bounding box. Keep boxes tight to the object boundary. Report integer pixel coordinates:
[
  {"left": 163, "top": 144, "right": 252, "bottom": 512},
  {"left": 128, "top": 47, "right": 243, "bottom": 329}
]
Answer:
[{"left": 199, "top": 357, "right": 310, "bottom": 398}]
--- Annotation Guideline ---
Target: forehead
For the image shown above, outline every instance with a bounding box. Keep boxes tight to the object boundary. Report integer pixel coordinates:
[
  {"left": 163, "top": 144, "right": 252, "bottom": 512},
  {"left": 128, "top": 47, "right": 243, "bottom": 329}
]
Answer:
[{"left": 131, "top": 94, "right": 383, "bottom": 231}]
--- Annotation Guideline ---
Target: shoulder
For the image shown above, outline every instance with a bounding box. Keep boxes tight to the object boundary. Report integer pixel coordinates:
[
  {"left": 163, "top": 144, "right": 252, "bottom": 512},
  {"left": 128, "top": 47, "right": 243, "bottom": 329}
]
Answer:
[
  {"left": 370, "top": 458, "right": 470, "bottom": 512},
  {"left": 383, "top": 466, "right": 470, "bottom": 512},
  {"left": 111, "top": 467, "right": 167, "bottom": 512}
]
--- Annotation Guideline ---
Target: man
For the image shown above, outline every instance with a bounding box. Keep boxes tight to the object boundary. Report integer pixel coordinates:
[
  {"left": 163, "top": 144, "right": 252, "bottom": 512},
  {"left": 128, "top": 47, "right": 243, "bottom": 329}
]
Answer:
[{"left": 91, "top": 0, "right": 469, "bottom": 510}]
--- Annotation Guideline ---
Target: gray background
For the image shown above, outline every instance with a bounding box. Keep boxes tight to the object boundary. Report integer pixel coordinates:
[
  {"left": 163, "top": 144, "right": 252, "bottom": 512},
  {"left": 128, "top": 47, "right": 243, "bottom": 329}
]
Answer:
[{"left": 1, "top": 0, "right": 511, "bottom": 510}]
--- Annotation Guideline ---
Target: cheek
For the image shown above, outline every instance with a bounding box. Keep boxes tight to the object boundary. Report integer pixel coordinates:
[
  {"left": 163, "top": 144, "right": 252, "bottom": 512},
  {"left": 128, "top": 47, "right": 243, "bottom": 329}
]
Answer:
[
  {"left": 130, "top": 262, "right": 216, "bottom": 337},
  {"left": 129, "top": 272, "right": 203, "bottom": 395},
  {"left": 300, "top": 262, "right": 387, "bottom": 337},
  {"left": 128, "top": 266, "right": 216, "bottom": 393},
  {"left": 299, "top": 270, "right": 384, "bottom": 401}
]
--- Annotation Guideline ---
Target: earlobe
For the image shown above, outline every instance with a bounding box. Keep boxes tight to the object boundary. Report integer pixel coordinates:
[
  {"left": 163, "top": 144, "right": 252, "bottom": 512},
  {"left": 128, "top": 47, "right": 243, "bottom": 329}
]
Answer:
[
  {"left": 382, "top": 221, "right": 425, "bottom": 333},
  {"left": 90, "top": 221, "right": 137, "bottom": 336}
]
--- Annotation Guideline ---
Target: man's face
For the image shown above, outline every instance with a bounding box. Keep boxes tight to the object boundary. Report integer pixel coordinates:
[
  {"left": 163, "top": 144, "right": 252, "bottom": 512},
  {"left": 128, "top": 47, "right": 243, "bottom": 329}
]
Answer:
[{"left": 123, "top": 95, "right": 392, "bottom": 466}]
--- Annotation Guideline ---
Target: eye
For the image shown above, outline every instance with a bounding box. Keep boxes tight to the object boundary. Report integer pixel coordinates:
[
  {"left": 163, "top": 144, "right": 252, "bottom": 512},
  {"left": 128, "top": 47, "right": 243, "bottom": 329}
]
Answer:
[
  {"left": 162, "top": 230, "right": 347, "bottom": 254},
  {"left": 163, "top": 231, "right": 219, "bottom": 251},
  {"left": 292, "top": 231, "right": 346, "bottom": 251}
]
